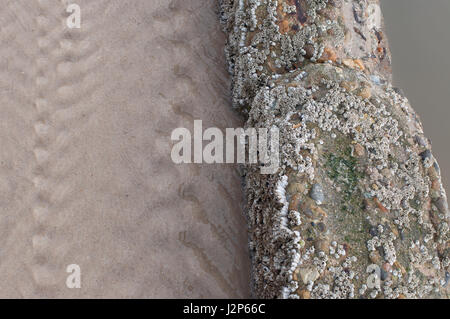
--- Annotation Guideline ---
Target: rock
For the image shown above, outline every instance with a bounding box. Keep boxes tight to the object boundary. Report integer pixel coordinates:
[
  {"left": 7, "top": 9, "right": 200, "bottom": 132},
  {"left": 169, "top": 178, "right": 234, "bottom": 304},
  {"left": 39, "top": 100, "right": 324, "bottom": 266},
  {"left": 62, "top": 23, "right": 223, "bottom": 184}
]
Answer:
[
  {"left": 354, "top": 59, "right": 365, "bottom": 70},
  {"left": 435, "top": 197, "right": 449, "bottom": 214},
  {"left": 444, "top": 272, "right": 450, "bottom": 287},
  {"left": 393, "top": 87, "right": 406, "bottom": 97},
  {"left": 414, "top": 135, "right": 428, "bottom": 148},
  {"left": 399, "top": 230, "right": 405, "bottom": 241},
  {"left": 391, "top": 227, "right": 399, "bottom": 238},
  {"left": 299, "top": 289, "right": 311, "bottom": 299},
  {"left": 383, "top": 263, "right": 392, "bottom": 273},
  {"left": 394, "top": 261, "right": 406, "bottom": 275},
  {"left": 340, "top": 81, "right": 358, "bottom": 92},
  {"left": 318, "top": 47, "right": 337, "bottom": 63},
  {"left": 287, "top": 182, "right": 306, "bottom": 195},
  {"left": 374, "top": 197, "right": 389, "bottom": 213},
  {"left": 310, "top": 184, "right": 325, "bottom": 205},
  {"left": 223, "top": 0, "right": 450, "bottom": 299},
  {"left": 369, "top": 251, "right": 382, "bottom": 264},
  {"left": 358, "top": 86, "right": 372, "bottom": 99},
  {"left": 342, "top": 58, "right": 365, "bottom": 71},
  {"left": 328, "top": 0, "right": 342, "bottom": 8},
  {"left": 354, "top": 143, "right": 365, "bottom": 157},
  {"left": 380, "top": 269, "right": 389, "bottom": 281},
  {"left": 419, "top": 149, "right": 432, "bottom": 162},
  {"left": 298, "top": 267, "right": 320, "bottom": 285},
  {"left": 432, "top": 179, "right": 440, "bottom": 191},
  {"left": 303, "top": 44, "right": 315, "bottom": 59},
  {"left": 317, "top": 222, "right": 326, "bottom": 232},
  {"left": 381, "top": 168, "right": 392, "bottom": 179},
  {"left": 279, "top": 20, "right": 290, "bottom": 34},
  {"left": 288, "top": 194, "right": 301, "bottom": 211},
  {"left": 369, "top": 226, "right": 378, "bottom": 237},
  {"left": 315, "top": 239, "right": 330, "bottom": 252},
  {"left": 433, "top": 161, "right": 441, "bottom": 174},
  {"left": 376, "top": 246, "right": 385, "bottom": 258},
  {"left": 303, "top": 208, "right": 314, "bottom": 219},
  {"left": 311, "top": 205, "right": 328, "bottom": 218},
  {"left": 370, "top": 75, "right": 382, "bottom": 85}
]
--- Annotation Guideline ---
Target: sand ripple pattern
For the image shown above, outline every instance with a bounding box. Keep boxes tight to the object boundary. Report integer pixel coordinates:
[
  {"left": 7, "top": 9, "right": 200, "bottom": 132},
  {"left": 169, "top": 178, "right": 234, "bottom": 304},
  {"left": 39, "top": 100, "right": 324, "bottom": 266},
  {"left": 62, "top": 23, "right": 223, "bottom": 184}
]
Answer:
[{"left": 0, "top": 0, "right": 250, "bottom": 297}]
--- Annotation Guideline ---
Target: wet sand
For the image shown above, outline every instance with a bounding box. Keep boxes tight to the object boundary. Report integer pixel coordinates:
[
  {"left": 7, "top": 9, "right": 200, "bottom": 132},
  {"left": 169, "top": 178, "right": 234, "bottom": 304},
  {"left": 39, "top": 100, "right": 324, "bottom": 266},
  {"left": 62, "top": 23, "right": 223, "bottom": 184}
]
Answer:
[{"left": 0, "top": 0, "right": 250, "bottom": 298}]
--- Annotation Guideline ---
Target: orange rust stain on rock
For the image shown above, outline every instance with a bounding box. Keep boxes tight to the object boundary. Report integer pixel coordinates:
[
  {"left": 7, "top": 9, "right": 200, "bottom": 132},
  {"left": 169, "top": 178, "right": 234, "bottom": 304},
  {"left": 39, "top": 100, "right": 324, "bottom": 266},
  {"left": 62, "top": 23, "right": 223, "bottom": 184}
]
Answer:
[
  {"left": 277, "top": 0, "right": 307, "bottom": 34},
  {"left": 342, "top": 58, "right": 355, "bottom": 68},
  {"left": 357, "top": 86, "right": 372, "bottom": 99},
  {"left": 279, "top": 20, "right": 290, "bottom": 34},
  {"left": 432, "top": 179, "right": 440, "bottom": 191},
  {"left": 311, "top": 204, "right": 328, "bottom": 218},
  {"left": 318, "top": 47, "right": 337, "bottom": 63},
  {"left": 354, "top": 59, "right": 365, "bottom": 71},
  {"left": 342, "top": 58, "right": 365, "bottom": 71},
  {"left": 374, "top": 197, "right": 389, "bottom": 213},
  {"left": 289, "top": 194, "right": 302, "bottom": 211},
  {"left": 299, "top": 289, "right": 311, "bottom": 299}
]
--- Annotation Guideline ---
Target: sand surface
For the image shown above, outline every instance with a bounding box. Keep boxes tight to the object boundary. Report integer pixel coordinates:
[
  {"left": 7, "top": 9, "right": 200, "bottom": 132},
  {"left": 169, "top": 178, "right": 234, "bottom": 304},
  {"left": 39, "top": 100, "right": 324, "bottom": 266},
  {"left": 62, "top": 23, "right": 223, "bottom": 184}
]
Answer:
[{"left": 0, "top": 0, "right": 250, "bottom": 298}]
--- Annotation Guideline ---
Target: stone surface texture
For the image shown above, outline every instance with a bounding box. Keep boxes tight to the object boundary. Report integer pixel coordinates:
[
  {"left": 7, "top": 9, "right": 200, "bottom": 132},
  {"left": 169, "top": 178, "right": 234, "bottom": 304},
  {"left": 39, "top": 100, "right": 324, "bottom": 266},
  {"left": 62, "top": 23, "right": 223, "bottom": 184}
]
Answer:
[{"left": 221, "top": 0, "right": 450, "bottom": 299}]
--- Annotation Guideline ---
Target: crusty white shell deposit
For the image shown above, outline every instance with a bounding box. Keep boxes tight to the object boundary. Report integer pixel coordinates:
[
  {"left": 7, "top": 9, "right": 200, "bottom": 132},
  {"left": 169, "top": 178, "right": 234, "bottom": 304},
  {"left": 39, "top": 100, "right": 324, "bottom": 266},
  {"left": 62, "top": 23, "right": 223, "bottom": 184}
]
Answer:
[{"left": 222, "top": 0, "right": 450, "bottom": 299}]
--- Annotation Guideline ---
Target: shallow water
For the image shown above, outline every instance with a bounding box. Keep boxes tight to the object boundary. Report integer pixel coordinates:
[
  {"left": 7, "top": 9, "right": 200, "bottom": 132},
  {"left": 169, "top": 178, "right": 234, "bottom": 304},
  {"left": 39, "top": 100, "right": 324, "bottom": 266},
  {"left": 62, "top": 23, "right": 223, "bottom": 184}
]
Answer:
[{"left": 0, "top": 0, "right": 250, "bottom": 298}]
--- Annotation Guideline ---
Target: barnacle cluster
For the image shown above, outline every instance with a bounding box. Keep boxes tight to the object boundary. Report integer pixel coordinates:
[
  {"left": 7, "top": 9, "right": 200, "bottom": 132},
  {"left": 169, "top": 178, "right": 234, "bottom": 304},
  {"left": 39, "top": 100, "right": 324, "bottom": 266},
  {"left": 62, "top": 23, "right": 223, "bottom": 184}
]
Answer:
[
  {"left": 222, "top": 0, "right": 343, "bottom": 113},
  {"left": 221, "top": 0, "right": 450, "bottom": 298}
]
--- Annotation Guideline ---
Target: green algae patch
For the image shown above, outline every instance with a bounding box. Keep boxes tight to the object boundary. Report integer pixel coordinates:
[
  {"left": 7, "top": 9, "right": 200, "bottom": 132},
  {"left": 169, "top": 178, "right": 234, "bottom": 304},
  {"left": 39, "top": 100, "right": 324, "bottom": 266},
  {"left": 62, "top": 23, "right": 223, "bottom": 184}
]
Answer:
[{"left": 325, "top": 142, "right": 365, "bottom": 215}]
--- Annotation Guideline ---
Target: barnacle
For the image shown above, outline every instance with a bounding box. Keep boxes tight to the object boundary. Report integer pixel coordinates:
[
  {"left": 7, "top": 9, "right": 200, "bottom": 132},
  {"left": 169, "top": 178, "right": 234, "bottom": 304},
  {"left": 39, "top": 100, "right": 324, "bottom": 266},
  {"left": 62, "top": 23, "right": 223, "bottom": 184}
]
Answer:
[{"left": 221, "top": 0, "right": 450, "bottom": 299}]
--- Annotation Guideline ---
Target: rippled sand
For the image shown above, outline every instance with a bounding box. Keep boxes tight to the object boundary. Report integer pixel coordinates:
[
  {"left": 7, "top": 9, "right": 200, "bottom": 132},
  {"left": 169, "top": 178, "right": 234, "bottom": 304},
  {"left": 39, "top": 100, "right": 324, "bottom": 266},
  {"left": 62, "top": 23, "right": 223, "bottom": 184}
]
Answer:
[{"left": 0, "top": 0, "right": 250, "bottom": 298}]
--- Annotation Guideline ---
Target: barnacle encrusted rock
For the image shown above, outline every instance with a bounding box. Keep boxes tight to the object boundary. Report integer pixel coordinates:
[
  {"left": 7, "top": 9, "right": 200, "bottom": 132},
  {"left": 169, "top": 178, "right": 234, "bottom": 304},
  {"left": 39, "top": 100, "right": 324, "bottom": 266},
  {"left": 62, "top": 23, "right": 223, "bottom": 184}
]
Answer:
[
  {"left": 221, "top": 0, "right": 450, "bottom": 298},
  {"left": 221, "top": 0, "right": 391, "bottom": 115}
]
